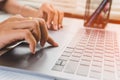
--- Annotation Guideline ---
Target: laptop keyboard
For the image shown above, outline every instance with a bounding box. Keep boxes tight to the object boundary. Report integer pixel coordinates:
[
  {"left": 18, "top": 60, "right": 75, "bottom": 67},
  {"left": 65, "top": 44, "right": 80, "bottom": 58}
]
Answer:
[{"left": 52, "top": 28, "right": 120, "bottom": 80}]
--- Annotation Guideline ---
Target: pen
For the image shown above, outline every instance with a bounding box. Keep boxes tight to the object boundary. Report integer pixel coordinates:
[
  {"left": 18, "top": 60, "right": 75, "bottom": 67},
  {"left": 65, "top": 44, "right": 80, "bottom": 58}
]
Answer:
[{"left": 85, "top": 0, "right": 108, "bottom": 27}]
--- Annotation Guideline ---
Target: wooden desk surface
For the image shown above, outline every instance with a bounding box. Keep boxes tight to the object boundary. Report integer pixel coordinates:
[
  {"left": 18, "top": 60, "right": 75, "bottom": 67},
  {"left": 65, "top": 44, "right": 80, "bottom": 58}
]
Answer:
[{"left": 18, "top": 0, "right": 120, "bottom": 24}]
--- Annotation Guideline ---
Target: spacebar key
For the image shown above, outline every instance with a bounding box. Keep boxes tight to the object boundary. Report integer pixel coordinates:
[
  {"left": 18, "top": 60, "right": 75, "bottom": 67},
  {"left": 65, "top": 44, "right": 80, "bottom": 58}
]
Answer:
[{"left": 64, "top": 60, "right": 78, "bottom": 74}]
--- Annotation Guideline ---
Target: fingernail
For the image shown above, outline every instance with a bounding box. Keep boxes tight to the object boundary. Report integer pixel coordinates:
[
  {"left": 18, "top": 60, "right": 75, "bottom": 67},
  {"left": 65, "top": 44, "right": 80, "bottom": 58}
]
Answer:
[
  {"left": 59, "top": 25, "right": 63, "bottom": 28},
  {"left": 40, "top": 40, "right": 45, "bottom": 47},
  {"left": 58, "top": 25, "right": 62, "bottom": 29},
  {"left": 53, "top": 42, "right": 59, "bottom": 47},
  {"left": 32, "top": 50, "right": 36, "bottom": 54},
  {"left": 54, "top": 26, "right": 58, "bottom": 30},
  {"left": 40, "top": 45, "right": 43, "bottom": 48},
  {"left": 47, "top": 24, "right": 50, "bottom": 29},
  {"left": 30, "top": 45, "right": 35, "bottom": 54},
  {"left": 32, "top": 47, "right": 36, "bottom": 54}
]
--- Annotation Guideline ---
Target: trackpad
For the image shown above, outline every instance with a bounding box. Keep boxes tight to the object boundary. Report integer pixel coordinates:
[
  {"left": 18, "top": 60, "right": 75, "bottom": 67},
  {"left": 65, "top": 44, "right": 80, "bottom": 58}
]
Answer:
[{"left": 0, "top": 42, "right": 45, "bottom": 68}]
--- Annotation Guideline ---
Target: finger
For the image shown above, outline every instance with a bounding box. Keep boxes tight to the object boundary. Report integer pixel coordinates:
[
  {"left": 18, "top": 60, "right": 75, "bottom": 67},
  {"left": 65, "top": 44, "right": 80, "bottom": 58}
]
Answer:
[
  {"left": 50, "top": 4, "right": 64, "bottom": 29},
  {"left": 52, "top": 10, "right": 59, "bottom": 30},
  {"left": 21, "top": 30, "right": 36, "bottom": 54},
  {"left": 47, "top": 36, "right": 58, "bottom": 47},
  {"left": 31, "top": 19, "right": 41, "bottom": 42},
  {"left": 3, "top": 15, "right": 24, "bottom": 22},
  {"left": 38, "top": 18, "right": 48, "bottom": 47},
  {"left": 9, "top": 20, "right": 41, "bottom": 42},
  {"left": 7, "top": 30, "right": 36, "bottom": 54},
  {"left": 44, "top": 5, "right": 55, "bottom": 29},
  {"left": 58, "top": 11, "right": 64, "bottom": 28}
]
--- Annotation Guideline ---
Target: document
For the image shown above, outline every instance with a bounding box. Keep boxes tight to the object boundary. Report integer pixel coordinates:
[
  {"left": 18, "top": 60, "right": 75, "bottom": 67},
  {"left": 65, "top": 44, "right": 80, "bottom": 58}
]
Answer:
[{"left": 0, "top": 66, "right": 54, "bottom": 80}]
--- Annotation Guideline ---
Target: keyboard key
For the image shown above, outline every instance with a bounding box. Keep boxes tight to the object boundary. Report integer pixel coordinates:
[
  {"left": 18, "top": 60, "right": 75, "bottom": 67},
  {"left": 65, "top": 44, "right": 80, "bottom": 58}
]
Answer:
[
  {"left": 55, "top": 59, "right": 67, "bottom": 66},
  {"left": 84, "top": 53, "right": 93, "bottom": 57},
  {"left": 103, "top": 71, "right": 116, "bottom": 80},
  {"left": 55, "top": 59, "right": 62, "bottom": 65},
  {"left": 104, "top": 56, "right": 114, "bottom": 62},
  {"left": 61, "top": 60, "right": 67, "bottom": 66},
  {"left": 59, "top": 56, "right": 69, "bottom": 61},
  {"left": 93, "top": 56, "right": 103, "bottom": 62},
  {"left": 116, "top": 60, "right": 120, "bottom": 67},
  {"left": 89, "top": 71, "right": 101, "bottom": 80},
  {"left": 105, "top": 49, "right": 114, "bottom": 53},
  {"left": 81, "top": 56, "right": 92, "bottom": 61},
  {"left": 94, "top": 54, "right": 103, "bottom": 59},
  {"left": 94, "top": 53, "right": 103, "bottom": 58},
  {"left": 91, "top": 66, "right": 102, "bottom": 73},
  {"left": 52, "top": 65, "right": 64, "bottom": 71},
  {"left": 84, "top": 49, "right": 93, "bottom": 54},
  {"left": 80, "top": 60, "right": 91, "bottom": 66},
  {"left": 76, "top": 46, "right": 84, "bottom": 50},
  {"left": 64, "top": 60, "right": 78, "bottom": 74},
  {"left": 92, "top": 61, "right": 102, "bottom": 67},
  {"left": 95, "top": 47, "right": 104, "bottom": 51},
  {"left": 70, "top": 56, "right": 80, "bottom": 62},
  {"left": 77, "top": 65, "right": 89, "bottom": 76},
  {"left": 104, "top": 65, "right": 114, "bottom": 72},
  {"left": 105, "top": 47, "right": 113, "bottom": 51},
  {"left": 74, "top": 49, "right": 83, "bottom": 53},
  {"left": 64, "top": 47, "right": 74, "bottom": 53},
  {"left": 83, "top": 54, "right": 92, "bottom": 57},
  {"left": 62, "top": 52, "right": 72, "bottom": 57},
  {"left": 72, "top": 53, "right": 81, "bottom": 57},
  {"left": 94, "top": 50, "right": 103, "bottom": 54},
  {"left": 104, "top": 53, "right": 114, "bottom": 58},
  {"left": 117, "top": 71, "right": 120, "bottom": 77},
  {"left": 87, "top": 44, "right": 94, "bottom": 47},
  {"left": 79, "top": 41, "right": 87, "bottom": 45},
  {"left": 96, "top": 44, "right": 104, "bottom": 48},
  {"left": 76, "top": 42, "right": 85, "bottom": 46},
  {"left": 114, "top": 48, "right": 119, "bottom": 53},
  {"left": 104, "top": 60, "right": 114, "bottom": 67},
  {"left": 85, "top": 46, "right": 94, "bottom": 50}
]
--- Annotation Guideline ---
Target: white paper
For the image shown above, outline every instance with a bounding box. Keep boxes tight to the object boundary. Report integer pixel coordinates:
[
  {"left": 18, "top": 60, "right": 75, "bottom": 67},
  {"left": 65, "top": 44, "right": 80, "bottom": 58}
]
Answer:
[{"left": 0, "top": 69, "right": 54, "bottom": 80}]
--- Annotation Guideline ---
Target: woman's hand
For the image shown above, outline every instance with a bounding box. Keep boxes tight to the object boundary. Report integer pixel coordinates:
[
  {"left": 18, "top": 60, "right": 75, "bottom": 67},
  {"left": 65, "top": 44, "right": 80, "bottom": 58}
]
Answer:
[
  {"left": 0, "top": 15, "right": 58, "bottom": 54},
  {"left": 37, "top": 3, "right": 64, "bottom": 31},
  {"left": 3, "top": 0, "right": 64, "bottom": 31}
]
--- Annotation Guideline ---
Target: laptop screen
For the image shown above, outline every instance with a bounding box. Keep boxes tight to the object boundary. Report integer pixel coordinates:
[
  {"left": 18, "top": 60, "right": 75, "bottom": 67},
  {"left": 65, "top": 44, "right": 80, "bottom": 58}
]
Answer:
[{"left": 84, "top": 0, "right": 112, "bottom": 29}]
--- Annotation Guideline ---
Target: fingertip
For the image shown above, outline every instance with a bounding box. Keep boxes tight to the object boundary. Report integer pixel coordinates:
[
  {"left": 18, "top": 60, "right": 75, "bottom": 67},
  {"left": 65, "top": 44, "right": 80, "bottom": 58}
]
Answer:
[
  {"left": 59, "top": 24, "right": 63, "bottom": 28},
  {"left": 29, "top": 44, "right": 36, "bottom": 54},
  {"left": 32, "top": 51, "right": 36, "bottom": 54},
  {"left": 53, "top": 42, "right": 59, "bottom": 47},
  {"left": 61, "top": 25, "right": 63, "bottom": 28},
  {"left": 53, "top": 26, "right": 58, "bottom": 31},
  {"left": 40, "top": 40, "right": 45, "bottom": 47},
  {"left": 58, "top": 24, "right": 62, "bottom": 30},
  {"left": 47, "top": 36, "right": 59, "bottom": 47},
  {"left": 47, "top": 24, "right": 51, "bottom": 29}
]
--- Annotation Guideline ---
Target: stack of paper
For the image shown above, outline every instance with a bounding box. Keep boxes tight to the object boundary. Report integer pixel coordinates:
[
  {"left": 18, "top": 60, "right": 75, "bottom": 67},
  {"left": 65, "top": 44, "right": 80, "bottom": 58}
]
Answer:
[{"left": 0, "top": 67, "right": 54, "bottom": 80}]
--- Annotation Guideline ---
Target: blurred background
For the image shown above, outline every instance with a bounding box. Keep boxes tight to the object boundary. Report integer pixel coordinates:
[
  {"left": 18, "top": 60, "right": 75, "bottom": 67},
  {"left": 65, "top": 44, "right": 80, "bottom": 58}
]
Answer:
[{"left": 18, "top": 0, "right": 120, "bottom": 23}]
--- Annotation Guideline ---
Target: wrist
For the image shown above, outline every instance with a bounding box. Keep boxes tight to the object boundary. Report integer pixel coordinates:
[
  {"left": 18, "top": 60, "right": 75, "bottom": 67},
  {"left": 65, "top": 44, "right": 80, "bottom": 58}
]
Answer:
[{"left": 19, "top": 5, "right": 39, "bottom": 17}]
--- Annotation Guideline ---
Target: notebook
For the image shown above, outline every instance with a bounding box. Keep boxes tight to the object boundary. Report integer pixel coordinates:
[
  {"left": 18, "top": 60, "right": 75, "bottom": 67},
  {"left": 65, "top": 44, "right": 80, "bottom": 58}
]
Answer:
[{"left": 0, "top": 66, "right": 54, "bottom": 80}]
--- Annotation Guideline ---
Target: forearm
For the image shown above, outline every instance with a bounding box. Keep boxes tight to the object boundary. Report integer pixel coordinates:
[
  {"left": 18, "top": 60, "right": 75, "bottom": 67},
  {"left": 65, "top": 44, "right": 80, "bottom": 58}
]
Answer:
[{"left": 3, "top": 0, "right": 39, "bottom": 17}]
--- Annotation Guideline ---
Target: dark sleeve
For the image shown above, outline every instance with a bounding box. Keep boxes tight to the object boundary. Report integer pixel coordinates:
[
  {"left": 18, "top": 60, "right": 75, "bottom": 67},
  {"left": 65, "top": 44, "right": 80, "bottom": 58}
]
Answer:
[{"left": 0, "top": 0, "right": 7, "bottom": 10}]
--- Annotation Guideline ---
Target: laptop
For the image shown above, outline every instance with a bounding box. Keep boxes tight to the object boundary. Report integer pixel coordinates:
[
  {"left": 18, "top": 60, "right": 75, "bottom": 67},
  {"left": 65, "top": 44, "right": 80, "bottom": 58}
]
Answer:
[{"left": 1, "top": 0, "right": 120, "bottom": 80}]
